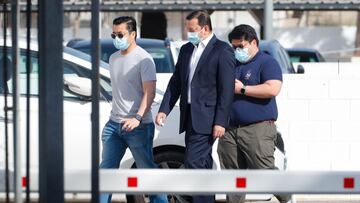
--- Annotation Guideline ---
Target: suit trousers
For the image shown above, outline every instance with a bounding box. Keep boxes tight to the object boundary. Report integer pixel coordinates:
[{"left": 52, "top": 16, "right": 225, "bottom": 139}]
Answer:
[{"left": 184, "top": 105, "right": 215, "bottom": 203}]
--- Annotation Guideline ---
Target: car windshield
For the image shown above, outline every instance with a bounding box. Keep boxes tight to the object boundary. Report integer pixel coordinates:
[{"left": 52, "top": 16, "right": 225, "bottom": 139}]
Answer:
[{"left": 145, "top": 47, "right": 174, "bottom": 73}]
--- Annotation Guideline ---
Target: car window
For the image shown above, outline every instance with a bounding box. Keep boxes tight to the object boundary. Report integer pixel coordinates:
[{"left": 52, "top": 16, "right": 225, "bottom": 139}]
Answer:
[
  {"left": 100, "top": 45, "right": 117, "bottom": 63},
  {"left": 144, "top": 47, "right": 174, "bottom": 73},
  {"left": 0, "top": 47, "right": 111, "bottom": 101},
  {"left": 289, "top": 52, "right": 317, "bottom": 63},
  {"left": 0, "top": 49, "right": 39, "bottom": 95},
  {"left": 318, "top": 53, "right": 325, "bottom": 62},
  {"left": 279, "top": 47, "right": 295, "bottom": 73},
  {"left": 0, "top": 54, "right": 12, "bottom": 94},
  {"left": 63, "top": 60, "right": 111, "bottom": 101},
  {"left": 276, "top": 49, "right": 288, "bottom": 73},
  {"left": 289, "top": 55, "right": 301, "bottom": 63},
  {"left": 74, "top": 47, "right": 111, "bottom": 64}
]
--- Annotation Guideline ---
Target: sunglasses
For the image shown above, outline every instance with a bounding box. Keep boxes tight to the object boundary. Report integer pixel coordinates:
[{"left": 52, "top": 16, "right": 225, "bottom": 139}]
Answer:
[
  {"left": 111, "top": 32, "right": 127, "bottom": 39},
  {"left": 232, "top": 43, "right": 250, "bottom": 50}
]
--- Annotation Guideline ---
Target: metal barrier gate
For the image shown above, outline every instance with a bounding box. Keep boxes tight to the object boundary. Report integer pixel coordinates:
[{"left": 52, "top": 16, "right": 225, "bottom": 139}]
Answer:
[{"left": 24, "top": 170, "right": 360, "bottom": 194}]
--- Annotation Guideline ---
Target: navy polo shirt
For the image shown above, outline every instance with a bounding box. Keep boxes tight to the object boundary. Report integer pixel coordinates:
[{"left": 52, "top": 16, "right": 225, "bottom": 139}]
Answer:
[{"left": 230, "top": 51, "right": 282, "bottom": 126}]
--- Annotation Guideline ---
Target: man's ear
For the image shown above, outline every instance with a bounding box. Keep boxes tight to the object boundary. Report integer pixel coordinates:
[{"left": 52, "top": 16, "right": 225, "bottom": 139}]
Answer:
[
  {"left": 204, "top": 25, "right": 210, "bottom": 32},
  {"left": 251, "top": 39, "right": 257, "bottom": 46},
  {"left": 131, "top": 31, "right": 136, "bottom": 39}
]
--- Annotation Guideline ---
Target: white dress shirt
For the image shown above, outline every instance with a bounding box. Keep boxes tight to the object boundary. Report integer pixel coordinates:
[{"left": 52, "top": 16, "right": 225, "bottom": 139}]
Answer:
[{"left": 187, "top": 32, "right": 214, "bottom": 104}]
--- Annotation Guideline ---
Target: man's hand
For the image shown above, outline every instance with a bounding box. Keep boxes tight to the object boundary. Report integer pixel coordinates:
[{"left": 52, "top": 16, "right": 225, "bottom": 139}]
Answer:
[
  {"left": 122, "top": 118, "right": 140, "bottom": 132},
  {"left": 235, "top": 79, "right": 243, "bottom": 94},
  {"left": 155, "top": 112, "right": 167, "bottom": 127},
  {"left": 213, "top": 125, "right": 225, "bottom": 139}
]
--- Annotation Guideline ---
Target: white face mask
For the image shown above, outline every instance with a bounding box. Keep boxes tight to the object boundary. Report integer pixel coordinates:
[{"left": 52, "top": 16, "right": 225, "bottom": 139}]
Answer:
[
  {"left": 234, "top": 47, "right": 251, "bottom": 63},
  {"left": 187, "top": 31, "right": 201, "bottom": 45},
  {"left": 113, "top": 36, "right": 129, "bottom": 50},
  {"left": 187, "top": 27, "right": 204, "bottom": 45}
]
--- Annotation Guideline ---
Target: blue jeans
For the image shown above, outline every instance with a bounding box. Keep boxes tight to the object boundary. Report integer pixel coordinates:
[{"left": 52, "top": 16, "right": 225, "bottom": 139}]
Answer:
[{"left": 99, "top": 120, "right": 168, "bottom": 203}]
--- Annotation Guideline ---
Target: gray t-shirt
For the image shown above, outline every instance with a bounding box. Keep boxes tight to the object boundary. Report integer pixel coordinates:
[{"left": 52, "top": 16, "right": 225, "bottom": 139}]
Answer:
[{"left": 109, "top": 46, "right": 156, "bottom": 124}]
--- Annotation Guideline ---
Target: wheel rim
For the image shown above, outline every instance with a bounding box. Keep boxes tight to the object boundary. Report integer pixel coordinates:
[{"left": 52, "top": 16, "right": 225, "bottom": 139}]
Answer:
[
  {"left": 158, "top": 160, "right": 185, "bottom": 169},
  {"left": 132, "top": 159, "right": 189, "bottom": 203},
  {"left": 160, "top": 159, "right": 189, "bottom": 203}
]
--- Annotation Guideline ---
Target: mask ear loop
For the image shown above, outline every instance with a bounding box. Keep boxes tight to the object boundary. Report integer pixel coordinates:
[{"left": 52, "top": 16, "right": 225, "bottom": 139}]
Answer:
[
  {"left": 128, "top": 31, "right": 135, "bottom": 46},
  {"left": 197, "top": 26, "right": 205, "bottom": 42}
]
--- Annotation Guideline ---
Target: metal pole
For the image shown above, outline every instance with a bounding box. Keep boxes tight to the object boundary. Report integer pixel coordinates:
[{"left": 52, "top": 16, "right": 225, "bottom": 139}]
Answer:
[
  {"left": 264, "top": 0, "right": 273, "bottom": 40},
  {"left": 11, "top": 0, "right": 21, "bottom": 202},
  {"left": 135, "top": 11, "right": 140, "bottom": 38},
  {"left": 91, "top": 0, "right": 100, "bottom": 203},
  {"left": 2, "top": 2, "right": 10, "bottom": 203},
  {"left": 25, "top": 0, "right": 31, "bottom": 202},
  {"left": 38, "top": 0, "right": 64, "bottom": 203},
  {"left": 99, "top": 4, "right": 102, "bottom": 39}
]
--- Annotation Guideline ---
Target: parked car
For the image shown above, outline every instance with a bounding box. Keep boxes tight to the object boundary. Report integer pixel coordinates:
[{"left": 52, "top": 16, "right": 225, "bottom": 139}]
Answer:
[
  {"left": 0, "top": 39, "right": 287, "bottom": 203},
  {"left": 286, "top": 47, "right": 325, "bottom": 63},
  {"left": 66, "top": 38, "right": 175, "bottom": 73},
  {"left": 259, "top": 40, "right": 305, "bottom": 74}
]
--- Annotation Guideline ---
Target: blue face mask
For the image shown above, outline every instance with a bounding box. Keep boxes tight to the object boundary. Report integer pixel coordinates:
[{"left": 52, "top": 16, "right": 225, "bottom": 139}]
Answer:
[
  {"left": 113, "top": 36, "right": 129, "bottom": 50},
  {"left": 187, "top": 31, "right": 201, "bottom": 45},
  {"left": 234, "top": 47, "right": 251, "bottom": 63}
]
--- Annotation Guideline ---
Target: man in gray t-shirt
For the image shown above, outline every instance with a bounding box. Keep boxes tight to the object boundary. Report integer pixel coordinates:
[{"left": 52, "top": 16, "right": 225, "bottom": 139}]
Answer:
[
  {"left": 99, "top": 16, "right": 168, "bottom": 203},
  {"left": 109, "top": 45, "right": 156, "bottom": 124}
]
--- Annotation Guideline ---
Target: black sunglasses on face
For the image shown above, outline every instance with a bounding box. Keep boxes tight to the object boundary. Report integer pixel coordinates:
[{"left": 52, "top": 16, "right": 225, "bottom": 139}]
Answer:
[
  {"left": 111, "top": 32, "right": 126, "bottom": 39},
  {"left": 232, "top": 42, "right": 250, "bottom": 50},
  {"left": 232, "top": 45, "right": 243, "bottom": 50}
]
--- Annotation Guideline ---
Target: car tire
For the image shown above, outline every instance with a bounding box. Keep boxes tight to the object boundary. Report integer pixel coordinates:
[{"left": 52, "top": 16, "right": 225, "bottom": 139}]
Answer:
[{"left": 126, "top": 150, "right": 192, "bottom": 203}]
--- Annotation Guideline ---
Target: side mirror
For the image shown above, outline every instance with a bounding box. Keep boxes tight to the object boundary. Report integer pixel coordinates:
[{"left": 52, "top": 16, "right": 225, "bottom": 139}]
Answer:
[
  {"left": 64, "top": 76, "right": 92, "bottom": 99},
  {"left": 297, "top": 64, "right": 305, "bottom": 74}
]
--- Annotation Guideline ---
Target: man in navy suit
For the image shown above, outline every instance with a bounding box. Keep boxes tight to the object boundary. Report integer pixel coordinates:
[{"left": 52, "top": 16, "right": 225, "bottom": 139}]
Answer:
[{"left": 155, "top": 10, "right": 236, "bottom": 203}]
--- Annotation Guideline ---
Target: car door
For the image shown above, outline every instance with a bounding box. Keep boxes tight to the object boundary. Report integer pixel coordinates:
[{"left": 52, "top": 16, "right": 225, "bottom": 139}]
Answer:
[
  {"left": 0, "top": 48, "right": 40, "bottom": 171},
  {"left": 61, "top": 57, "right": 112, "bottom": 170}
]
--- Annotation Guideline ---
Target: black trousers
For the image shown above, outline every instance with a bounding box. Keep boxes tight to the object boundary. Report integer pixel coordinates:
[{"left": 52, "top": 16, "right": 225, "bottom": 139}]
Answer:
[{"left": 184, "top": 105, "right": 215, "bottom": 203}]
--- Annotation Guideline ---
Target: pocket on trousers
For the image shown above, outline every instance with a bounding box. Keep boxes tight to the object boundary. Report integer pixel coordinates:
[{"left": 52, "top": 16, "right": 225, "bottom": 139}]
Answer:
[
  {"left": 122, "top": 123, "right": 147, "bottom": 136},
  {"left": 101, "top": 122, "right": 115, "bottom": 143}
]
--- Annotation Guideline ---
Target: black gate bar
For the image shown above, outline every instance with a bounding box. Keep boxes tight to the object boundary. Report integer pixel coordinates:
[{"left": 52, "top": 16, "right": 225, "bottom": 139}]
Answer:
[
  {"left": 91, "top": 0, "right": 100, "bottom": 202},
  {"left": 1, "top": 1, "right": 10, "bottom": 202},
  {"left": 38, "top": 0, "right": 64, "bottom": 203},
  {"left": 25, "top": 0, "right": 31, "bottom": 202}
]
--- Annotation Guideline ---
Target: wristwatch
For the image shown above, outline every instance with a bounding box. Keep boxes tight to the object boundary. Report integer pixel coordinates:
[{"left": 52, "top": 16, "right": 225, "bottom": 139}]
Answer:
[
  {"left": 134, "top": 114, "right": 142, "bottom": 123},
  {"left": 240, "top": 85, "right": 246, "bottom": 95}
]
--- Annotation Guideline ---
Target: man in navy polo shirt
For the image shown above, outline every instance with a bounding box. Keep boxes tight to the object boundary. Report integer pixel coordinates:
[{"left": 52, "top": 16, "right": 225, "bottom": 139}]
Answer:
[{"left": 217, "top": 24, "right": 290, "bottom": 203}]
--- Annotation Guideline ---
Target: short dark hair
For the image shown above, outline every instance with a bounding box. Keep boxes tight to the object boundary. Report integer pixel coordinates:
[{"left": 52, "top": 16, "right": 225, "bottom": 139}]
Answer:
[
  {"left": 186, "top": 10, "right": 212, "bottom": 31},
  {"left": 228, "top": 24, "right": 259, "bottom": 46},
  {"left": 113, "top": 16, "right": 137, "bottom": 38}
]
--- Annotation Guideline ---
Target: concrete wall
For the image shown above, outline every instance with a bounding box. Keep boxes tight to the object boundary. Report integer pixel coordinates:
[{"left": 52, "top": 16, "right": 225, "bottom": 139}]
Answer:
[{"left": 277, "top": 65, "right": 360, "bottom": 171}]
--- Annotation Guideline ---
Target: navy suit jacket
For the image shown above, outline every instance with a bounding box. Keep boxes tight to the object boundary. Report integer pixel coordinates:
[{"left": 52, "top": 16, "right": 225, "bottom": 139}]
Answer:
[{"left": 159, "top": 35, "right": 236, "bottom": 134}]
